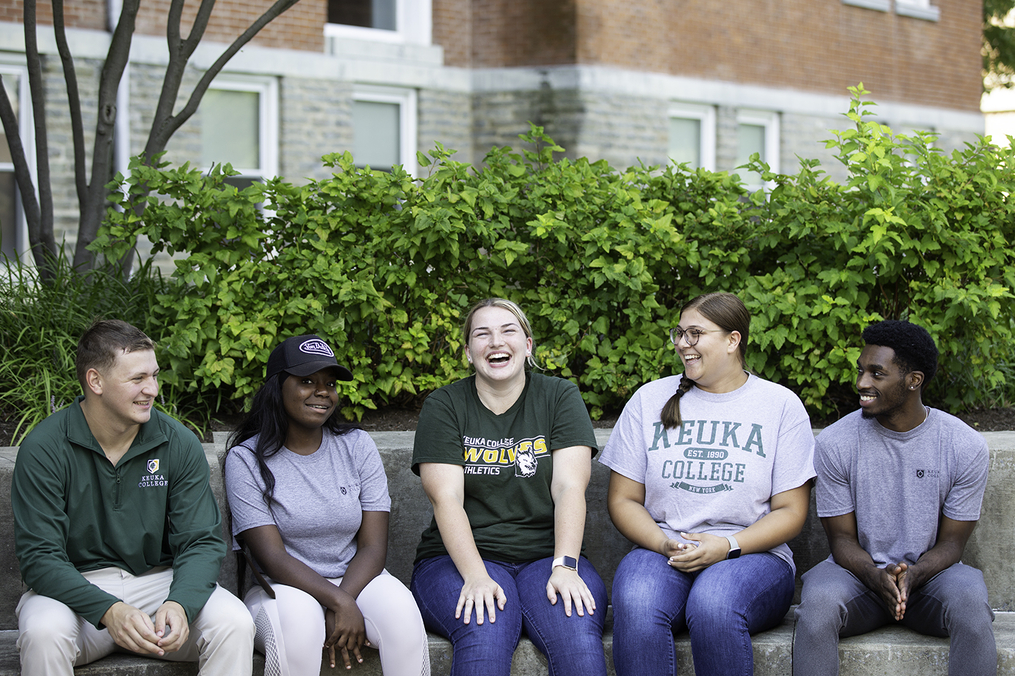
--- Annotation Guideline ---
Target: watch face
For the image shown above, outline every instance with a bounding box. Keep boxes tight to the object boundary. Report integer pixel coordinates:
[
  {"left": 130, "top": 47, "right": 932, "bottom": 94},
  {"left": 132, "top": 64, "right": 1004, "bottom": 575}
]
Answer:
[
  {"left": 727, "top": 548, "right": 741, "bottom": 560},
  {"left": 563, "top": 556, "right": 578, "bottom": 569}
]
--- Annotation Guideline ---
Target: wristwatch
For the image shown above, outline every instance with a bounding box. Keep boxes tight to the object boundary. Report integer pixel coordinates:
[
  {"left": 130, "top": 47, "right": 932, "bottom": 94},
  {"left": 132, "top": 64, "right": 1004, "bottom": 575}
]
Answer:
[
  {"left": 552, "top": 556, "right": 579, "bottom": 573},
  {"left": 725, "top": 535, "right": 742, "bottom": 560}
]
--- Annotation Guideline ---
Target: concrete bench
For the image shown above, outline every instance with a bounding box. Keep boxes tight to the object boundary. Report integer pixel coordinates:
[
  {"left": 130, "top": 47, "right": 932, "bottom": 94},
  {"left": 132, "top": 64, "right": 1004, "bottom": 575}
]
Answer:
[{"left": 0, "top": 428, "right": 1012, "bottom": 675}]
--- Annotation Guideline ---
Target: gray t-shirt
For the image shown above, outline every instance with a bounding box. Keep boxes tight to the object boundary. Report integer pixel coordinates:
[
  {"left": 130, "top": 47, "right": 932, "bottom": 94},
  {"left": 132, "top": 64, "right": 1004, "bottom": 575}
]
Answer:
[
  {"left": 599, "top": 373, "right": 815, "bottom": 572},
  {"left": 225, "top": 428, "right": 391, "bottom": 579},
  {"left": 815, "top": 408, "right": 989, "bottom": 567}
]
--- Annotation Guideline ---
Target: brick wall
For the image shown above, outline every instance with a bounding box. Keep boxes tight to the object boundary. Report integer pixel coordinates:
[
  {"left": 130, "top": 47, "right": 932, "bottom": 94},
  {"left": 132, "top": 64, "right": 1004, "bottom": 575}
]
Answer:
[
  {"left": 572, "top": 0, "right": 983, "bottom": 112},
  {"left": 467, "top": 0, "right": 578, "bottom": 67},
  {"left": 1, "top": 0, "right": 327, "bottom": 52}
]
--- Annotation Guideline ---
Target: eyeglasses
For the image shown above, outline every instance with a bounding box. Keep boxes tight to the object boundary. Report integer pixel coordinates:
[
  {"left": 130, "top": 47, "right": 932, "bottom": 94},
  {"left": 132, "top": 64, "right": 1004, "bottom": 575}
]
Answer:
[{"left": 669, "top": 327, "right": 723, "bottom": 347}]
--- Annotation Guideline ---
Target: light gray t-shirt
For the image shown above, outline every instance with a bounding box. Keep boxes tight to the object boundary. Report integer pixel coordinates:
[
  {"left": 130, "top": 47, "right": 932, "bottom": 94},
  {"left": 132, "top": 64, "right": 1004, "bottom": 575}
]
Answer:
[
  {"left": 225, "top": 428, "right": 391, "bottom": 578},
  {"left": 815, "top": 408, "right": 988, "bottom": 568},
  {"left": 599, "top": 373, "right": 816, "bottom": 572}
]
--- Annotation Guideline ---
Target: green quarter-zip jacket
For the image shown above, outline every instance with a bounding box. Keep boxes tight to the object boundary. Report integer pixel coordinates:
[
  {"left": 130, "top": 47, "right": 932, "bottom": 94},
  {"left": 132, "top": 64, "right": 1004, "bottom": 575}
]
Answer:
[{"left": 12, "top": 396, "right": 225, "bottom": 628}]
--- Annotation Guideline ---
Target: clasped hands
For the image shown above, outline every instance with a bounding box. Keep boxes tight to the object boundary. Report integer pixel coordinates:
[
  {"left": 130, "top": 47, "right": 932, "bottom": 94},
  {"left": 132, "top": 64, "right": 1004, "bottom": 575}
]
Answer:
[
  {"left": 101, "top": 600, "right": 189, "bottom": 656},
  {"left": 662, "top": 532, "right": 730, "bottom": 572},
  {"left": 869, "top": 561, "right": 914, "bottom": 621}
]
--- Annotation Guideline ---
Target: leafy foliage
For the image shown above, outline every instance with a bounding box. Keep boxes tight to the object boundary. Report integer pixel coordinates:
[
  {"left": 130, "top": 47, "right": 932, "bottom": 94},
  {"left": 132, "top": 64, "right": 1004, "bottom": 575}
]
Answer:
[
  {"left": 0, "top": 250, "right": 201, "bottom": 444},
  {"left": 88, "top": 86, "right": 1015, "bottom": 422},
  {"left": 985, "top": 0, "right": 1015, "bottom": 90}
]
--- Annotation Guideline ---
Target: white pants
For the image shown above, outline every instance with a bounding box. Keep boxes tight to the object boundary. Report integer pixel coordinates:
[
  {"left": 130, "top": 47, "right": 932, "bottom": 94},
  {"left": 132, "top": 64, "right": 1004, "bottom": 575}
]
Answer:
[
  {"left": 245, "top": 570, "right": 430, "bottom": 676},
  {"left": 16, "top": 566, "right": 255, "bottom": 676}
]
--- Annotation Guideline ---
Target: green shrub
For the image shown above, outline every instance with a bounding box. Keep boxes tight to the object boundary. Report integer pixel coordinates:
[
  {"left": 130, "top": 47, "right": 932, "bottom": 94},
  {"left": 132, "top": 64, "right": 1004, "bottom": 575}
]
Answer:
[
  {"left": 89, "top": 85, "right": 1015, "bottom": 422},
  {"left": 0, "top": 250, "right": 201, "bottom": 444}
]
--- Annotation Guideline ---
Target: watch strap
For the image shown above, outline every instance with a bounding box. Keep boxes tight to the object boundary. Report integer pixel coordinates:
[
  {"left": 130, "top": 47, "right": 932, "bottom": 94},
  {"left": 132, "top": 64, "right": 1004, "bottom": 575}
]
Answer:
[
  {"left": 552, "top": 555, "right": 579, "bottom": 572},
  {"left": 725, "top": 535, "right": 742, "bottom": 560}
]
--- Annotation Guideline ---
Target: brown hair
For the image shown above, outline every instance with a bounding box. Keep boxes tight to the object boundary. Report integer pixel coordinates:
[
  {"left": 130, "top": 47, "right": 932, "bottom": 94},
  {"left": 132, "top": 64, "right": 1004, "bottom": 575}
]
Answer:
[
  {"left": 462, "top": 298, "right": 537, "bottom": 369},
  {"left": 660, "top": 292, "right": 750, "bottom": 429},
  {"left": 76, "top": 319, "right": 156, "bottom": 389}
]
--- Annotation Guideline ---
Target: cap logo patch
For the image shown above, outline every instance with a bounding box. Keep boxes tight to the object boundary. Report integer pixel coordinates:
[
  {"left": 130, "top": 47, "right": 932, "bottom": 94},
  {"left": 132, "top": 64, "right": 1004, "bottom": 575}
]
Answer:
[{"left": 299, "top": 339, "right": 334, "bottom": 358}]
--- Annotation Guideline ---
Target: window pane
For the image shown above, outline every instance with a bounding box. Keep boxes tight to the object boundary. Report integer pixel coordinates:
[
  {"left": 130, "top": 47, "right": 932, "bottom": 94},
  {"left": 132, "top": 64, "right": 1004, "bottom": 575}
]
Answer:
[
  {"left": 1, "top": 172, "right": 17, "bottom": 259},
  {"left": 329, "top": 0, "right": 396, "bottom": 31},
  {"left": 669, "top": 117, "right": 701, "bottom": 168},
  {"left": 0, "top": 72, "right": 19, "bottom": 164},
  {"left": 201, "top": 89, "right": 259, "bottom": 170},
  {"left": 737, "top": 123, "right": 766, "bottom": 187},
  {"left": 353, "top": 100, "right": 400, "bottom": 168}
]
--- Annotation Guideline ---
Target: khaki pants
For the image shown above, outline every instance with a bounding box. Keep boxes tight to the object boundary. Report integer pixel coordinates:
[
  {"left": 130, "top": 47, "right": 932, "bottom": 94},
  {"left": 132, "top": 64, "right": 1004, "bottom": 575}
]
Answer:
[{"left": 16, "top": 566, "right": 254, "bottom": 676}]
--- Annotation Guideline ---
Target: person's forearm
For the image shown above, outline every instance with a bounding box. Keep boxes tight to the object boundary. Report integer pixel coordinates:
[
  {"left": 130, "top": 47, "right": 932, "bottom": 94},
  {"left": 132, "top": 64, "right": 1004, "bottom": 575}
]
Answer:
[
  {"left": 257, "top": 548, "right": 354, "bottom": 610},
  {"left": 432, "top": 500, "right": 489, "bottom": 580},
  {"left": 828, "top": 536, "right": 882, "bottom": 588},
  {"left": 732, "top": 505, "right": 806, "bottom": 554},
  {"left": 608, "top": 496, "right": 670, "bottom": 555},
  {"left": 552, "top": 486, "right": 587, "bottom": 558},
  {"left": 906, "top": 540, "right": 964, "bottom": 590}
]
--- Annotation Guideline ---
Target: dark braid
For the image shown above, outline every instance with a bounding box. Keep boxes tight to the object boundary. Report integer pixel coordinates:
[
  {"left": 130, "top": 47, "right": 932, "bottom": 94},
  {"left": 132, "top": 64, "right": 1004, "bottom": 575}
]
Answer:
[{"left": 661, "top": 377, "right": 696, "bottom": 430}]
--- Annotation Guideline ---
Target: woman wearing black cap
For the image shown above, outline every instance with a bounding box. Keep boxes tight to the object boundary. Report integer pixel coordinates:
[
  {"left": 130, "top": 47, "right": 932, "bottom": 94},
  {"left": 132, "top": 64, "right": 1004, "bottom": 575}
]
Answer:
[{"left": 225, "top": 335, "right": 429, "bottom": 676}]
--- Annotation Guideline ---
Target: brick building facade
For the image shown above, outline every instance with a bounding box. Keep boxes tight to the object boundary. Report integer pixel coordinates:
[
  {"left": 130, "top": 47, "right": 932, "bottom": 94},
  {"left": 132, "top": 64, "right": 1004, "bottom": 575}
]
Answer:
[{"left": 0, "top": 0, "right": 984, "bottom": 261}]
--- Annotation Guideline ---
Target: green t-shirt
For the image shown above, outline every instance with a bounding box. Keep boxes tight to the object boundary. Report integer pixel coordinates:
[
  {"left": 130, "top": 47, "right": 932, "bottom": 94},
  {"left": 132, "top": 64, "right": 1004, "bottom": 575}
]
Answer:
[{"left": 412, "top": 372, "right": 598, "bottom": 564}]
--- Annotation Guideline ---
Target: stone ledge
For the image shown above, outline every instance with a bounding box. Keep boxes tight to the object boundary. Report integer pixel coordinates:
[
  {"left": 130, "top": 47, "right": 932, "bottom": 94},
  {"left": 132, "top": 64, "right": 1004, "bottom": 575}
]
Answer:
[{"left": 0, "top": 612, "right": 1012, "bottom": 675}]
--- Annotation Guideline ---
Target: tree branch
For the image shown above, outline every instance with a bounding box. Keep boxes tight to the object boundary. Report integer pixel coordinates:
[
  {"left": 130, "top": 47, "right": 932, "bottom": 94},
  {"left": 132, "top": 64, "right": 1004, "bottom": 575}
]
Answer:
[
  {"left": 51, "top": 0, "right": 87, "bottom": 204},
  {"left": 143, "top": 0, "right": 300, "bottom": 160},
  {"left": 0, "top": 76, "right": 43, "bottom": 254},
  {"left": 21, "top": 0, "right": 57, "bottom": 272}
]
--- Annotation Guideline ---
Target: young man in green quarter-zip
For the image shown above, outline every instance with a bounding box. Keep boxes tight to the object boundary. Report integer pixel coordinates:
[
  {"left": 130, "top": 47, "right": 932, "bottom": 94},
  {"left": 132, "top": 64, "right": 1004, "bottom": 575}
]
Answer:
[{"left": 11, "top": 319, "right": 254, "bottom": 675}]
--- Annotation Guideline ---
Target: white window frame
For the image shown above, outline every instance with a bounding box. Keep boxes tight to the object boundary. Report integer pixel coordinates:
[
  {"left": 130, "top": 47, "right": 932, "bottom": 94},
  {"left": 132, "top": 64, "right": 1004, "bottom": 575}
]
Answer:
[
  {"left": 842, "top": 0, "right": 891, "bottom": 12},
  {"left": 894, "top": 0, "right": 940, "bottom": 21},
  {"left": 352, "top": 85, "right": 417, "bottom": 177},
  {"left": 202, "top": 75, "right": 279, "bottom": 181},
  {"left": 324, "top": 0, "right": 432, "bottom": 45},
  {"left": 668, "top": 103, "right": 716, "bottom": 171},
  {"left": 736, "top": 109, "right": 780, "bottom": 191},
  {"left": 0, "top": 60, "right": 35, "bottom": 263}
]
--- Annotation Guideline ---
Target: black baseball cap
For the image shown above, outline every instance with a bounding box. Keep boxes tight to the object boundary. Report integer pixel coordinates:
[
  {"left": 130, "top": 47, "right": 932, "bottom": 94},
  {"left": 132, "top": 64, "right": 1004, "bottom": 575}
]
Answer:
[{"left": 266, "top": 335, "right": 353, "bottom": 382}]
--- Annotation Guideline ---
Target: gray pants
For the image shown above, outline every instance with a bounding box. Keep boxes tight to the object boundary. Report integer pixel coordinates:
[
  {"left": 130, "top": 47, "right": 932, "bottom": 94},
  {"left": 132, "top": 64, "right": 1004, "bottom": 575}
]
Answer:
[{"left": 793, "top": 559, "right": 996, "bottom": 676}]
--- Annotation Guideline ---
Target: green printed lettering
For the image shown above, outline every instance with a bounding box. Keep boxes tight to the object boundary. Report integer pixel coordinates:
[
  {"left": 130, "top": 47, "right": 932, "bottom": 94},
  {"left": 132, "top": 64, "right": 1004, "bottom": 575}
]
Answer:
[
  {"left": 696, "top": 420, "right": 719, "bottom": 445},
  {"left": 743, "top": 424, "right": 766, "bottom": 457},
  {"left": 721, "top": 422, "right": 741, "bottom": 448},
  {"left": 649, "top": 422, "right": 670, "bottom": 451},
  {"left": 734, "top": 463, "right": 746, "bottom": 482},
  {"left": 677, "top": 421, "right": 695, "bottom": 445}
]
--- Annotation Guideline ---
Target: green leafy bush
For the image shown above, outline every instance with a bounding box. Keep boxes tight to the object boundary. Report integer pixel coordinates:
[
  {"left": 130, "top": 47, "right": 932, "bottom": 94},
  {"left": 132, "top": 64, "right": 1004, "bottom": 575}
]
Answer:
[
  {"left": 90, "top": 85, "right": 1015, "bottom": 422},
  {"left": 0, "top": 251, "right": 201, "bottom": 443}
]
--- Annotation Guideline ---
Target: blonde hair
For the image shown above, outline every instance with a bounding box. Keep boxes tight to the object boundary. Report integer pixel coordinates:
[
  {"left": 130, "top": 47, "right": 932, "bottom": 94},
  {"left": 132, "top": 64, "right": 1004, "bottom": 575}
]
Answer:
[{"left": 462, "top": 298, "right": 537, "bottom": 369}]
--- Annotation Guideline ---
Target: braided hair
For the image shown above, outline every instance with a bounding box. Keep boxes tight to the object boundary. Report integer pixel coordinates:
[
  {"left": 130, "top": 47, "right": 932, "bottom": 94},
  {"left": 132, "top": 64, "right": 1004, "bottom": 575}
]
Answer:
[{"left": 660, "top": 292, "right": 751, "bottom": 429}]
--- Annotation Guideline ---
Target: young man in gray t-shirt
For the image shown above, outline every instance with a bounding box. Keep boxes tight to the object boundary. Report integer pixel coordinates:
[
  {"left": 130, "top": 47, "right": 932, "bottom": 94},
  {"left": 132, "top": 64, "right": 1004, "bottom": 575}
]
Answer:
[{"left": 793, "top": 320, "right": 995, "bottom": 676}]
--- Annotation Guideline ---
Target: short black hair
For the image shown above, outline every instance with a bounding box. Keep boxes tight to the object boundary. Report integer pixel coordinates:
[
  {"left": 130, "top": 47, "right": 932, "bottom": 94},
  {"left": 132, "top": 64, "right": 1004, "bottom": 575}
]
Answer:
[{"left": 862, "top": 320, "right": 938, "bottom": 385}]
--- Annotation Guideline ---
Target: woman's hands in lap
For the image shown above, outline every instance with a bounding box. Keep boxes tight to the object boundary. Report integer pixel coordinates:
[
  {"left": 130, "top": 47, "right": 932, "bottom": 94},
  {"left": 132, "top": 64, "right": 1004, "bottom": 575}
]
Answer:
[{"left": 546, "top": 567, "right": 596, "bottom": 617}]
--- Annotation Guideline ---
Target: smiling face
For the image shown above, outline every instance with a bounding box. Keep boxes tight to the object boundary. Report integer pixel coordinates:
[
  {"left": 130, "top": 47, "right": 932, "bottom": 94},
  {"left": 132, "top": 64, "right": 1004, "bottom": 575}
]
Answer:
[
  {"left": 281, "top": 368, "right": 340, "bottom": 432},
  {"left": 674, "top": 308, "right": 744, "bottom": 393},
  {"left": 856, "top": 344, "right": 915, "bottom": 423},
  {"left": 465, "top": 305, "right": 533, "bottom": 387},
  {"left": 90, "top": 349, "right": 160, "bottom": 428}
]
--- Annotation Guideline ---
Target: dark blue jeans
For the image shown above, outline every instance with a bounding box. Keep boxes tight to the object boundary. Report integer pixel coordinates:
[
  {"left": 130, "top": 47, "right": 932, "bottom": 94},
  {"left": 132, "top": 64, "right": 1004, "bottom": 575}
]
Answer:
[
  {"left": 611, "top": 547, "right": 794, "bottom": 676},
  {"left": 410, "top": 554, "right": 608, "bottom": 676}
]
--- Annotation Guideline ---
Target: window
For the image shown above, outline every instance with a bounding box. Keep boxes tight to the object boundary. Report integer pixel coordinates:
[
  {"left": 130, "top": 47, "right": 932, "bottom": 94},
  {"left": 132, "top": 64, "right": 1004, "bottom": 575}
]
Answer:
[
  {"left": 352, "top": 86, "right": 417, "bottom": 176},
  {"left": 735, "top": 110, "right": 780, "bottom": 191},
  {"left": 199, "top": 76, "right": 278, "bottom": 188},
  {"left": 894, "top": 0, "right": 940, "bottom": 21},
  {"left": 668, "top": 103, "right": 716, "bottom": 171},
  {"left": 0, "top": 63, "right": 32, "bottom": 262},
  {"left": 841, "top": 0, "right": 891, "bottom": 12},
  {"left": 325, "top": 0, "right": 431, "bottom": 45}
]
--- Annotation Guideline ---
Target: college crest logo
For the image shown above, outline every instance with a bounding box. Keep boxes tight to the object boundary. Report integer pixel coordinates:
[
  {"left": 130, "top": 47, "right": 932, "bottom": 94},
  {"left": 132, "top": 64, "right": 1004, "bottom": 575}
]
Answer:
[
  {"left": 299, "top": 339, "right": 334, "bottom": 357},
  {"left": 148, "top": 459, "right": 159, "bottom": 474}
]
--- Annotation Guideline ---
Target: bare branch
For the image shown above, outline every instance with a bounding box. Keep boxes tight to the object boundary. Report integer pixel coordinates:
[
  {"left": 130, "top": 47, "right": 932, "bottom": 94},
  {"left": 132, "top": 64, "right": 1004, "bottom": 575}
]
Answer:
[
  {"left": 143, "top": 0, "right": 301, "bottom": 159},
  {"left": 21, "top": 0, "right": 57, "bottom": 272},
  {"left": 73, "top": 0, "right": 141, "bottom": 269},
  {"left": 0, "top": 75, "right": 43, "bottom": 252},
  {"left": 51, "top": 0, "right": 87, "bottom": 203}
]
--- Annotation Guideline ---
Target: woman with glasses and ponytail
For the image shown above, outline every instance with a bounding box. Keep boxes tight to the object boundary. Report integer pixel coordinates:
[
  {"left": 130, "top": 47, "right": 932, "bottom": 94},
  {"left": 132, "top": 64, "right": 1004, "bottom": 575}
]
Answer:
[{"left": 600, "top": 292, "right": 815, "bottom": 676}]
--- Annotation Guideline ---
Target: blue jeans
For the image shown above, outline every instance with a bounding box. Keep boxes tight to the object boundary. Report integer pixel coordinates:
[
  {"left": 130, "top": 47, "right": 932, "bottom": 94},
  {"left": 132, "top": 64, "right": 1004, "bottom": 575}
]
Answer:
[
  {"left": 793, "top": 559, "right": 996, "bottom": 676},
  {"left": 611, "top": 547, "right": 794, "bottom": 676},
  {"left": 410, "top": 554, "right": 607, "bottom": 676}
]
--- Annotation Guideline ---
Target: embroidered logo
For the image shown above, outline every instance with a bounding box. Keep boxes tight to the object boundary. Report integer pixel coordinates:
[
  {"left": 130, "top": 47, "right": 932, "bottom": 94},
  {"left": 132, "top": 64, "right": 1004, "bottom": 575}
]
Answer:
[
  {"left": 299, "top": 339, "right": 334, "bottom": 358},
  {"left": 139, "top": 458, "right": 168, "bottom": 488}
]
